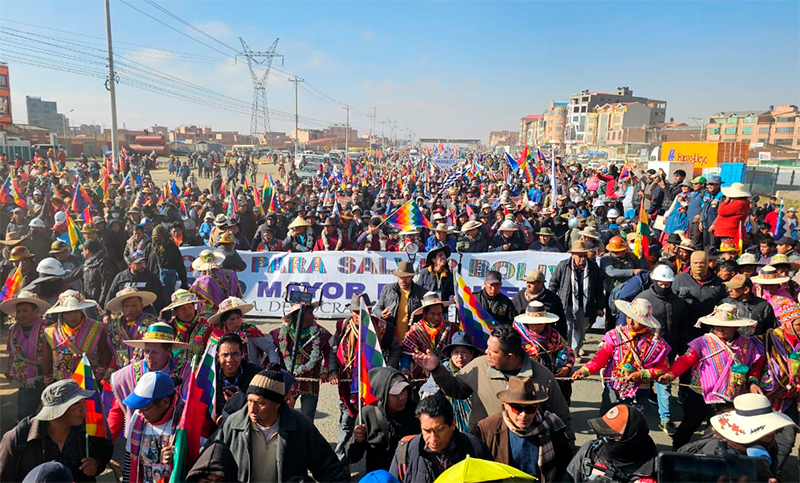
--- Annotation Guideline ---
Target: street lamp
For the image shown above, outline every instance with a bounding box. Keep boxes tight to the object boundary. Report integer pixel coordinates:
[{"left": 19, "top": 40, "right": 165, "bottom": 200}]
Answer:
[{"left": 63, "top": 109, "right": 75, "bottom": 157}]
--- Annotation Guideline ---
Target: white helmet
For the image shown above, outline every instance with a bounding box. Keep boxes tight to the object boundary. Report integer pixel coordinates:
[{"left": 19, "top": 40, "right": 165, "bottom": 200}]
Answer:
[
  {"left": 651, "top": 264, "right": 675, "bottom": 282},
  {"left": 54, "top": 212, "right": 67, "bottom": 224},
  {"left": 607, "top": 208, "right": 620, "bottom": 219},
  {"left": 37, "top": 257, "right": 66, "bottom": 277},
  {"left": 29, "top": 218, "right": 45, "bottom": 229}
]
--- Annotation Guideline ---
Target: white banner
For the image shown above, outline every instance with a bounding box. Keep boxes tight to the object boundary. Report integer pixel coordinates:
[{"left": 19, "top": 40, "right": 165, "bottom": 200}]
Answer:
[
  {"left": 431, "top": 147, "right": 458, "bottom": 168},
  {"left": 179, "top": 248, "right": 569, "bottom": 319}
]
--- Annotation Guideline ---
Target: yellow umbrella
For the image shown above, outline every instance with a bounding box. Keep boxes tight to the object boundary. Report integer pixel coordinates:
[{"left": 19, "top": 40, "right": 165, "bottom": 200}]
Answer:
[{"left": 433, "top": 456, "right": 537, "bottom": 483}]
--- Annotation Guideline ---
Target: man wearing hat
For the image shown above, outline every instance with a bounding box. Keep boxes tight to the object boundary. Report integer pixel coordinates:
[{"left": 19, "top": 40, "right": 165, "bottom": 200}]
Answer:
[
  {"left": 474, "top": 376, "right": 572, "bottom": 481},
  {"left": 313, "top": 216, "right": 353, "bottom": 251},
  {"left": 0, "top": 379, "right": 114, "bottom": 482},
  {"left": 329, "top": 294, "right": 402, "bottom": 463},
  {"left": 8, "top": 245, "right": 38, "bottom": 288},
  {"left": 512, "top": 269, "right": 567, "bottom": 337},
  {"left": 529, "top": 226, "right": 563, "bottom": 252},
  {"left": 208, "top": 213, "right": 229, "bottom": 248},
  {"left": 190, "top": 249, "right": 243, "bottom": 312},
  {"left": 104, "top": 287, "right": 161, "bottom": 368},
  {"left": 424, "top": 223, "right": 456, "bottom": 252},
  {"left": 600, "top": 235, "right": 648, "bottom": 330},
  {"left": 284, "top": 215, "right": 316, "bottom": 252},
  {"left": 417, "top": 245, "right": 455, "bottom": 302},
  {"left": 490, "top": 220, "right": 526, "bottom": 252},
  {"left": 123, "top": 371, "right": 184, "bottom": 483},
  {"left": 42, "top": 290, "right": 113, "bottom": 384},
  {"left": 102, "top": 250, "right": 167, "bottom": 313},
  {"left": 49, "top": 239, "right": 82, "bottom": 273},
  {"left": 549, "top": 241, "right": 606, "bottom": 356},
  {"left": 698, "top": 174, "right": 724, "bottom": 248},
  {"left": 357, "top": 216, "right": 396, "bottom": 251},
  {"left": 456, "top": 219, "right": 489, "bottom": 253},
  {"left": 224, "top": 216, "right": 252, "bottom": 252},
  {"left": 1, "top": 291, "right": 51, "bottom": 420},
  {"left": 163, "top": 289, "right": 213, "bottom": 376},
  {"left": 400, "top": 292, "right": 459, "bottom": 383},
  {"left": 474, "top": 270, "right": 517, "bottom": 325},
  {"left": 212, "top": 367, "right": 348, "bottom": 483},
  {"left": 373, "top": 261, "right": 427, "bottom": 340},
  {"left": 108, "top": 323, "right": 189, "bottom": 441}
]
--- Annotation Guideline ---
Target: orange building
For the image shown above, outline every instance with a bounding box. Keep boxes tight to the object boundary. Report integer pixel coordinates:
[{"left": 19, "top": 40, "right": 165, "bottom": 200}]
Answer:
[{"left": 0, "top": 63, "right": 11, "bottom": 130}]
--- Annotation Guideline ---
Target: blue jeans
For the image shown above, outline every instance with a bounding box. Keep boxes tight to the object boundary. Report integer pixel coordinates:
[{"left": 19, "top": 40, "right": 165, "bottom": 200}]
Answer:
[
  {"left": 656, "top": 381, "right": 672, "bottom": 421},
  {"left": 298, "top": 394, "right": 319, "bottom": 421}
]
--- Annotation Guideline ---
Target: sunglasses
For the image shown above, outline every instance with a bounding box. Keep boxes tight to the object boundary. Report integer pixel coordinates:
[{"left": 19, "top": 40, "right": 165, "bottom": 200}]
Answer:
[{"left": 507, "top": 403, "right": 539, "bottom": 414}]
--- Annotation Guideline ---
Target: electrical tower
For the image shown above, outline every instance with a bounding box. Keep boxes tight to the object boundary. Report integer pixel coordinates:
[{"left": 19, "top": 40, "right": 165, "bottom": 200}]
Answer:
[{"left": 239, "top": 38, "right": 283, "bottom": 145}]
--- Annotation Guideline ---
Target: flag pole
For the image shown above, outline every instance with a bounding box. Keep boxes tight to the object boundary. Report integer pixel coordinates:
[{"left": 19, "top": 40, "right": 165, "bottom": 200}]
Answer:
[{"left": 357, "top": 296, "right": 363, "bottom": 425}]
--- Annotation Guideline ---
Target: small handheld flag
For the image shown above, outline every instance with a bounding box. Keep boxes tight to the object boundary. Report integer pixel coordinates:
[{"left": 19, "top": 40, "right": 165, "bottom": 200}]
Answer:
[
  {"left": 454, "top": 274, "right": 494, "bottom": 350},
  {"left": 70, "top": 354, "right": 109, "bottom": 440},
  {"left": 0, "top": 267, "right": 23, "bottom": 301}
]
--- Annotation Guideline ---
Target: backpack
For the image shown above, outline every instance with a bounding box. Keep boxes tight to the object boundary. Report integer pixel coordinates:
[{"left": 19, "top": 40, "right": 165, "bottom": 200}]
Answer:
[{"left": 394, "top": 433, "right": 483, "bottom": 482}]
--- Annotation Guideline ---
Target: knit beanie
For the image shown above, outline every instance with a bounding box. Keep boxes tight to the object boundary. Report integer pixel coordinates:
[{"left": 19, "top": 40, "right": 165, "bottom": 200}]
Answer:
[{"left": 247, "top": 369, "right": 285, "bottom": 403}]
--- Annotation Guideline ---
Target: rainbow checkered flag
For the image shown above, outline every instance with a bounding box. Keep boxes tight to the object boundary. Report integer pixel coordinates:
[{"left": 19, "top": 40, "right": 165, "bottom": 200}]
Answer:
[
  {"left": 454, "top": 273, "right": 494, "bottom": 350},
  {"left": 70, "top": 354, "right": 109, "bottom": 439},
  {"left": 385, "top": 199, "right": 432, "bottom": 231}
]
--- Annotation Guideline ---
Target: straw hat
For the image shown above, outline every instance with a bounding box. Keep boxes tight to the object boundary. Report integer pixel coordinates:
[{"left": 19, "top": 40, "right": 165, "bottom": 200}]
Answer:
[
  {"left": 123, "top": 322, "right": 189, "bottom": 350},
  {"left": 391, "top": 261, "right": 416, "bottom": 277},
  {"left": 737, "top": 253, "right": 762, "bottom": 267},
  {"left": 0, "top": 290, "right": 51, "bottom": 316},
  {"left": 191, "top": 249, "right": 225, "bottom": 271},
  {"left": 208, "top": 296, "right": 254, "bottom": 326},
  {"left": 411, "top": 291, "right": 453, "bottom": 317},
  {"left": 434, "top": 223, "right": 449, "bottom": 233},
  {"left": 751, "top": 265, "right": 789, "bottom": 285},
  {"left": 288, "top": 216, "right": 311, "bottom": 229},
  {"left": 45, "top": 290, "right": 97, "bottom": 315},
  {"left": 614, "top": 299, "right": 660, "bottom": 329},
  {"left": 284, "top": 300, "right": 321, "bottom": 319},
  {"left": 0, "top": 231, "right": 27, "bottom": 246},
  {"left": 711, "top": 394, "right": 798, "bottom": 444},
  {"left": 213, "top": 214, "right": 229, "bottom": 227},
  {"left": 697, "top": 303, "right": 756, "bottom": 328},
  {"left": 461, "top": 220, "right": 482, "bottom": 232},
  {"left": 106, "top": 287, "right": 158, "bottom": 313},
  {"left": 769, "top": 254, "right": 800, "bottom": 272},
  {"left": 721, "top": 182, "right": 751, "bottom": 199},
  {"left": 496, "top": 376, "right": 549, "bottom": 405},
  {"left": 497, "top": 220, "right": 519, "bottom": 232},
  {"left": 515, "top": 301, "right": 560, "bottom": 324},
  {"left": 164, "top": 289, "right": 207, "bottom": 311}
]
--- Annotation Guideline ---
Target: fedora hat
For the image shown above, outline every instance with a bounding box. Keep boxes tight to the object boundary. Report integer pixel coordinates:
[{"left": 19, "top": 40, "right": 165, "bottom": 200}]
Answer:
[
  {"left": 711, "top": 393, "right": 798, "bottom": 445},
  {"left": 106, "top": 287, "right": 157, "bottom": 313},
  {"left": 425, "top": 245, "right": 451, "bottom": 266},
  {"left": 213, "top": 214, "right": 229, "bottom": 227},
  {"left": 320, "top": 216, "right": 339, "bottom": 227},
  {"left": 579, "top": 226, "right": 601, "bottom": 240},
  {"left": 45, "top": 290, "right": 97, "bottom": 315},
  {"left": 698, "top": 303, "right": 756, "bottom": 328},
  {"left": 614, "top": 299, "right": 660, "bottom": 329},
  {"left": 0, "top": 231, "right": 27, "bottom": 246},
  {"left": 208, "top": 296, "right": 254, "bottom": 326},
  {"left": 411, "top": 291, "right": 453, "bottom": 317},
  {"left": 165, "top": 289, "right": 207, "bottom": 311},
  {"left": 34, "top": 379, "right": 95, "bottom": 421},
  {"left": 0, "top": 290, "right": 51, "bottom": 316},
  {"left": 391, "top": 261, "right": 416, "bottom": 278},
  {"left": 191, "top": 249, "right": 225, "bottom": 271},
  {"left": 721, "top": 182, "right": 751, "bottom": 199},
  {"left": 769, "top": 254, "right": 800, "bottom": 272},
  {"left": 496, "top": 376, "right": 549, "bottom": 405},
  {"left": 433, "top": 223, "right": 449, "bottom": 233},
  {"left": 498, "top": 220, "right": 519, "bottom": 232},
  {"left": 751, "top": 265, "right": 789, "bottom": 285},
  {"left": 124, "top": 322, "right": 189, "bottom": 350},
  {"left": 347, "top": 293, "right": 374, "bottom": 312},
  {"left": 288, "top": 216, "right": 311, "bottom": 229},
  {"left": 568, "top": 240, "right": 592, "bottom": 254},
  {"left": 398, "top": 229, "right": 420, "bottom": 236},
  {"left": 536, "top": 227, "right": 555, "bottom": 236},
  {"left": 515, "top": 301, "right": 560, "bottom": 324},
  {"left": 442, "top": 331, "right": 482, "bottom": 358},
  {"left": 461, "top": 220, "right": 482, "bottom": 232}
]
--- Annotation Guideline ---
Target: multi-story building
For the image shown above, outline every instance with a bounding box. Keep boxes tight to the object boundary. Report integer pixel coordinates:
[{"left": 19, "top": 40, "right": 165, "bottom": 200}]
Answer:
[
  {"left": 542, "top": 100, "right": 568, "bottom": 148},
  {"left": 0, "top": 63, "right": 11, "bottom": 130},
  {"left": 26, "top": 96, "right": 67, "bottom": 134},
  {"left": 324, "top": 124, "right": 358, "bottom": 141},
  {"left": 519, "top": 115, "right": 542, "bottom": 147},
  {"left": 565, "top": 87, "right": 666, "bottom": 149},
  {"left": 706, "top": 105, "right": 800, "bottom": 149}
]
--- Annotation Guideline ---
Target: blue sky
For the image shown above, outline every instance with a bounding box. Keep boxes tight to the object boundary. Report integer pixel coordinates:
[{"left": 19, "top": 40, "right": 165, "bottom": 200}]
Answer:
[{"left": 2, "top": 1, "right": 798, "bottom": 141}]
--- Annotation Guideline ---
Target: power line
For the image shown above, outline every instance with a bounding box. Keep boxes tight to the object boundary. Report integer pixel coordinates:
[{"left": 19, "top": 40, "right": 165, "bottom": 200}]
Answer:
[{"left": 141, "top": 0, "right": 240, "bottom": 54}]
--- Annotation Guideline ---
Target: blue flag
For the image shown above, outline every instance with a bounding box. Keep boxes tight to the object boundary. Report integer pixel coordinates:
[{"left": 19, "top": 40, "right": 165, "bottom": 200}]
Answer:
[{"left": 504, "top": 152, "right": 518, "bottom": 170}]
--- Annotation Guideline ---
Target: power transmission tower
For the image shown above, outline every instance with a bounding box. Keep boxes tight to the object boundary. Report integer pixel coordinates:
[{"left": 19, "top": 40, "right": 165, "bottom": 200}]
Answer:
[{"left": 239, "top": 37, "right": 283, "bottom": 145}]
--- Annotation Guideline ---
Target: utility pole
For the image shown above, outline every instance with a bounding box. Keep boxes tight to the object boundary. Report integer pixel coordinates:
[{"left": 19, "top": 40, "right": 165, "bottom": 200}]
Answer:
[
  {"left": 379, "top": 120, "right": 387, "bottom": 149},
  {"left": 367, "top": 107, "right": 376, "bottom": 149},
  {"left": 343, "top": 105, "right": 350, "bottom": 161},
  {"left": 689, "top": 116, "right": 707, "bottom": 141},
  {"left": 104, "top": 0, "right": 120, "bottom": 167},
  {"left": 289, "top": 75, "right": 304, "bottom": 155}
]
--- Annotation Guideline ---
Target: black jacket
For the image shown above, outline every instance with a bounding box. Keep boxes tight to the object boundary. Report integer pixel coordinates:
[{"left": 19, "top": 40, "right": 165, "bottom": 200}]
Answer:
[
  {"left": 456, "top": 234, "right": 489, "bottom": 253},
  {"left": 636, "top": 285, "right": 690, "bottom": 355},
  {"left": 69, "top": 253, "right": 118, "bottom": 304},
  {"left": 389, "top": 431, "right": 491, "bottom": 483},
  {"left": 417, "top": 266, "right": 455, "bottom": 302},
  {"left": 96, "top": 228, "right": 125, "bottom": 265},
  {"left": 672, "top": 272, "right": 728, "bottom": 338},
  {"left": 373, "top": 281, "right": 427, "bottom": 327},
  {"left": 103, "top": 268, "right": 167, "bottom": 313},
  {"left": 489, "top": 232, "right": 527, "bottom": 252},
  {"left": 548, "top": 258, "right": 607, "bottom": 318},
  {"left": 217, "top": 246, "right": 246, "bottom": 272},
  {"left": 345, "top": 368, "right": 420, "bottom": 472},
  {"left": 474, "top": 288, "right": 516, "bottom": 324},
  {"left": 215, "top": 360, "right": 261, "bottom": 412},
  {"left": 144, "top": 241, "right": 189, "bottom": 289},
  {"left": 512, "top": 288, "right": 568, "bottom": 338},
  {"left": 186, "top": 442, "right": 241, "bottom": 483}
]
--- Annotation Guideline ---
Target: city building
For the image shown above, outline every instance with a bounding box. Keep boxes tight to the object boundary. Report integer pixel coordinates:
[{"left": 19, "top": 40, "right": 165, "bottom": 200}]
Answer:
[
  {"left": 324, "top": 124, "right": 358, "bottom": 141},
  {"left": 487, "top": 130, "right": 519, "bottom": 147},
  {"left": 0, "top": 63, "right": 11, "bottom": 130},
  {"left": 25, "top": 96, "right": 68, "bottom": 135},
  {"left": 519, "top": 115, "right": 542, "bottom": 147},
  {"left": 706, "top": 105, "right": 800, "bottom": 149},
  {"left": 542, "top": 100, "right": 568, "bottom": 148},
  {"left": 565, "top": 87, "right": 666, "bottom": 149}
]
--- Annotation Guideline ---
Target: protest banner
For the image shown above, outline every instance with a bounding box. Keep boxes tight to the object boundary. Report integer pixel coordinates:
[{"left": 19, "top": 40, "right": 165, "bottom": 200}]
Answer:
[
  {"left": 431, "top": 147, "right": 459, "bottom": 169},
  {"left": 180, "top": 247, "right": 569, "bottom": 319}
]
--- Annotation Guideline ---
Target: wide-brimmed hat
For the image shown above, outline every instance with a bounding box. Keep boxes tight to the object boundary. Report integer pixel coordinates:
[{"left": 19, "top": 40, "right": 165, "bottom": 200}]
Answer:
[
  {"left": 711, "top": 394, "right": 798, "bottom": 445},
  {"left": 721, "top": 182, "right": 751, "bottom": 199},
  {"left": 123, "top": 371, "right": 176, "bottom": 410},
  {"left": 536, "top": 227, "right": 555, "bottom": 236},
  {"left": 751, "top": 265, "right": 789, "bottom": 285},
  {"left": 106, "top": 287, "right": 157, "bottom": 313},
  {"left": 213, "top": 214, "right": 229, "bottom": 227},
  {"left": 191, "top": 249, "right": 225, "bottom": 271},
  {"left": 677, "top": 239, "right": 696, "bottom": 252},
  {"left": 320, "top": 216, "right": 339, "bottom": 227},
  {"left": 124, "top": 322, "right": 190, "bottom": 350},
  {"left": 0, "top": 231, "right": 27, "bottom": 246},
  {"left": 579, "top": 226, "right": 601, "bottom": 240},
  {"left": 698, "top": 303, "right": 756, "bottom": 328},
  {"left": 515, "top": 301, "right": 560, "bottom": 324},
  {"left": 498, "top": 220, "right": 519, "bottom": 232},
  {"left": 769, "top": 254, "right": 800, "bottom": 272},
  {"left": 288, "top": 216, "right": 311, "bottom": 229},
  {"left": 0, "top": 290, "right": 52, "bottom": 316},
  {"left": 347, "top": 293, "right": 374, "bottom": 312},
  {"left": 398, "top": 229, "right": 420, "bottom": 236},
  {"left": 208, "top": 296, "right": 254, "bottom": 326},
  {"left": 165, "top": 289, "right": 207, "bottom": 311},
  {"left": 736, "top": 253, "right": 761, "bottom": 267},
  {"left": 411, "top": 291, "right": 453, "bottom": 317},
  {"left": 45, "top": 290, "right": 97, "bottom": 315},
  {"left": 425, "top": 245, "right": 451, "bottom": 266},
  {"left": 35, "top": 379, "right": 95, "bottom": 421},
  {"left": 391, "top": 260, "right": 416, "bottom": 277},
  {"left": 433, "top": 223, "right": 449, "bottom": 233},
  {"left": 568, "top": 240, "right": 592, "bottom": 254},
  {"left": 461, "top": 220, "right": 482, "bottom": 232},
  {"left": 496, "top": 376, "right": 549, "bottom": 405},
  {"left": 442, "top": 331, "right": 482, "bottom": 358},
  {"left": 614, "top": 299, "right": 660, "bottom": 329}
]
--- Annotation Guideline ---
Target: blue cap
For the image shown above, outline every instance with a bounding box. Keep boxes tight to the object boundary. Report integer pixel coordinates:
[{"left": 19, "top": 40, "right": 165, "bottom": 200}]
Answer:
[
  {"left": 128, "top": 250, "right": 145, "bottom": 263},
  {"left": 22, "top": 462, "right": 73, "bottom": 483},
  {"left": 123, "top": 371, "right": 175, "bottom": 410},
  {"left": 359, "top": 470, "right": 401, "bottom": 483},
  {"left": 139, "top": 217, "right": 153, "bottom": 226},
  {"left": 707, "top": 175, "right": 722, "bottom": 184}
]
